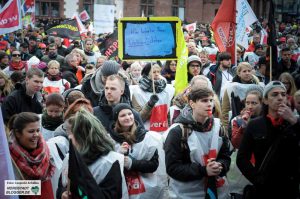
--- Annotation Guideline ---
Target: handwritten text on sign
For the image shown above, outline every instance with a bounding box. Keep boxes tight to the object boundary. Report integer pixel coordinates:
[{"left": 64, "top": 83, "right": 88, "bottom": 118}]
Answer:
[{"left": 124, "top": 23, "right": 175, "bottom": 57}]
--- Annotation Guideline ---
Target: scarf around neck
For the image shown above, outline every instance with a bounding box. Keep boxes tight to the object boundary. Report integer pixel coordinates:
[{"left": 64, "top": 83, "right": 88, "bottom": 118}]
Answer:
[
  {"left": 9, "top": 133, "right": 55, "bottom": 180},
  {"left": 42, "top": 110, "right": 64, "bottom": 131},
  {"left": 10, "top": 61, "right": 25, "bottom": 71},
  {"left": 139, "top": 75, "right": 167, "bottom": 93}
]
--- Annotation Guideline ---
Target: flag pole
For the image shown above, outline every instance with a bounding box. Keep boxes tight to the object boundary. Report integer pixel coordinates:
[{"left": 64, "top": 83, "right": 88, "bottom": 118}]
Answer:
[
  {"left": 151, "top": 61, "right": 156, "bottom": 95},
  {"left": 269, "top": 46, "right": 272, "bottom": 81}
]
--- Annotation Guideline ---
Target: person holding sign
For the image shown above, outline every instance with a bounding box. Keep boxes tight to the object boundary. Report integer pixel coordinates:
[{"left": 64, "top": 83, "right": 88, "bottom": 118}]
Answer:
[{"left": 131, "top": 63, "right": 175, "bottom": 132}]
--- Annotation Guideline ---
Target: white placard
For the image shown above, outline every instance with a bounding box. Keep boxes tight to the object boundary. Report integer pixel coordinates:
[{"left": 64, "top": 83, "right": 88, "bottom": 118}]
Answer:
[{"left": 94, "top": 4, "right": 115, "bottom": 34}]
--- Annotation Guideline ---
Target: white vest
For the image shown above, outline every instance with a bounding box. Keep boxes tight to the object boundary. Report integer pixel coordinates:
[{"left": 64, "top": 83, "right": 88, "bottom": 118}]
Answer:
[
  {"left": 130, "top": 84, "right": 175, "bottom": 131},
  {"left": 114, "top": 132, "right": 168, "bottom": 199},
  {"left": 169, "top": 118, "right": 229, "bottom": 199},
  {"left": 43, "top": 77, "right": 69, "bottom": 94}
]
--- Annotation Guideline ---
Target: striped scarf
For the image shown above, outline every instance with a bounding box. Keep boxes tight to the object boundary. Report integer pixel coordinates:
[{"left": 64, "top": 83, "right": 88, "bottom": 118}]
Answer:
[
  {"left": 9, "top": 133, "right": 55, "bottom": 181},
  {"left": 139, "top": 76, "right": 167, "bottom": 93}
]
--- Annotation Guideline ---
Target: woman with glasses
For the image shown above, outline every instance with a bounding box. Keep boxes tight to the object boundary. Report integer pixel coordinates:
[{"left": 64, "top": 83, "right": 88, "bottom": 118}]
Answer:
[
  {"left": 162, "top": 60, "right": 177, "bottom": 84},
  {"left": 3, "top": 50, "right": 28, "bottom": 77}
]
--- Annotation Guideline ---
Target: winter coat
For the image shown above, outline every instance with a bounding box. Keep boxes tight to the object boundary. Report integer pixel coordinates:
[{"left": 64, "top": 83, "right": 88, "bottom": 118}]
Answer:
[
  {"left": 1, "top": 83, "right": 43, "bottom": 124},
  {"left": 237, "top": 115, "right": 300, "bottom": 199}
]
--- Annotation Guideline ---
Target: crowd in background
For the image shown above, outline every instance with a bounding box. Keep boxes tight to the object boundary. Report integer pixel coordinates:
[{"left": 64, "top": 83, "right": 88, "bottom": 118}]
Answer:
[{"left": 0, "top": 15, "right": 300, "bottom": 199}]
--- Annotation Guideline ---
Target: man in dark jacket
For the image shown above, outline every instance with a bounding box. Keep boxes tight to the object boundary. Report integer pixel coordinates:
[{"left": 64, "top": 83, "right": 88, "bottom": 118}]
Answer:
[
  {"left": 275, "top": 47, "right": 298, "bottom": 79},
  {"left": 93, "top": 74, "right": 143, "bottom": 132},
  {"left": 28, "top": 35, "right": 43, "bottom": 59},
  {"left": 207, "top": 52, "right": 235, "bottom": 99},
  {"left": 237, "top": 81, "right": 300, "bottom": 199},
  {"left": 41, "top": 43, "right": 65, "bottom": 66},
  {"left": 2, "top": 68, "right": 44, "bottom": 124}
]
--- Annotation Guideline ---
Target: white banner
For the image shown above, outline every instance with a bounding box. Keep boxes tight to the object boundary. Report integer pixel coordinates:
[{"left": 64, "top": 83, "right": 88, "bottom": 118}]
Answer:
[
  {"left": 236, "top": 0, "right": 258, "bottom": 49},
  {"left": 94, "top": 4, "right": 115, "bottom": 34}
]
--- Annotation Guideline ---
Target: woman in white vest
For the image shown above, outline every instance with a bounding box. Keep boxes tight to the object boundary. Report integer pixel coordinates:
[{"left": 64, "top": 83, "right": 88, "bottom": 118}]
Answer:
[
  {"left": 58, "top": 109, "right": 127, "bottom": 199},
  {"left": 165, "top": 88, "right": 231, "bottom": 199},
  {"left": 108, "top": 103, "right": 167, "bottom": 199},
  {"left": 131, "top": 62, "right": 175, "bottom": 132}
]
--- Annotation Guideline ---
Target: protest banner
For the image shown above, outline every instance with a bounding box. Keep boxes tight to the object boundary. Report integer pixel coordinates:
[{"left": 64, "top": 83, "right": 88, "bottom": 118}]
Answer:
[
  {"left": 94, "top": 3, "right": 115, "bottom": 34},
  {"left": 0, "top": 0, "right": 22, "bottom": 35},
  {"left": 118, "top": 17, "right": 181, "bottom": 60},
  {"left": 46, "top": 19, "right": 80, "bottom": 40},
  {"left": 236, "top": 0, "right": 258, "bottom": 49},
  {"left": 99, "top": 31, "right": 119, "bottom": 61},
  {"left": 21, "top": 0, "right": 35, "bottom": 27}
]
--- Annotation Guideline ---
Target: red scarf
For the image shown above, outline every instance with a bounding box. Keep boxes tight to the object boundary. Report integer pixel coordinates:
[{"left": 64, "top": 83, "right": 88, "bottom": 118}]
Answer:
[
  {"left": 9, "top": 133, "right": 55, "bottom": 181},
  {"left": 9, "top": 61, "right": 27, "bottom": 71},
  {"left": 266, "top": 114, "right": 284, "bottom": 127}
]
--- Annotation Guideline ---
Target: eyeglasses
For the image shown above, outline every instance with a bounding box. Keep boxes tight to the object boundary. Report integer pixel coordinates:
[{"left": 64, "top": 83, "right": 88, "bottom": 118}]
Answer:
[
  {"left": 12, "top": 54, "right": 21, "bottom": 57},
  {"left": 190, "top": 64, "right": 200, "bottom": 68}
]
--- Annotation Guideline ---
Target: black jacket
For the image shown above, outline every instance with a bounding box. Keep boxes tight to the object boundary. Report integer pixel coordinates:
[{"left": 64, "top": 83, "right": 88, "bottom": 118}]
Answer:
[
  {"left": 81, "top": 76, "right": 100, "bottom": 107},
  {"left": 61, "top": 63, "right": 79, "bottom": 88},
  {"left": 1, "top": 83, "right": 43, "bottom": 123},
  {"left": 108, "top": 122, "right": 159, "bottom": 173},
  {"left": 93, "top": 92, "right": 144, "bottom": 132},
  {"left": 164, "top": 106, "right": 231, "bottom": 182},
  {"left": 237, "top": 115, "right": 300, "bottom": 199}
]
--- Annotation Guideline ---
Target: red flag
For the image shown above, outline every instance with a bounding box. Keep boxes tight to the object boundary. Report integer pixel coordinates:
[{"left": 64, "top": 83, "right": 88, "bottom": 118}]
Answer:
[
  {"left": 211, "top": 0, "right": 236, "bottom": 63},
  {"left": 0, "top": 0, "right": 22, "bottom": 35}
]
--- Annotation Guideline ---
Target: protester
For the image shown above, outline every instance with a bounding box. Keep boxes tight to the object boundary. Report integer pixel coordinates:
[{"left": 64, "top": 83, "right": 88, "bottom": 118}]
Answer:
[
  {"left": 41, "top": 43, "right": 65, "bottom": 66},
  {"left": 2, "top": 68, "right": 44, "bottom": 124},
  {"left": 109, "top": 103, "right": 167, "bottom": 198},
  {"left": 207, "top": 52, "right": 235, "bottom": 99},
  {"left": 8, "top": 112, "right": 55, "bottom": 199},
  {"left": 0, "top": 51, "right": 9, "bottom": 69},
  {"left": 43, "top": 60, "right": 70, "bottom": 95},
  {"left": 187, "top": 55, "right": 202, "bottom": 82},
  {"left": 58, "top": 109, "right": 125, "bottom": 199},
  {"left": 41, "top": 93, "right": 65, "bottom": 141},
  {"left": 0, "top": 71, "right": 14, "bottom": 105},
  {"left": 165, "top": 88, "right": 231, "bottom": 198},
  {"left": 94, "top": 74, "right": 143, "bottom": 131},
  {"left": 3, "top": 50, "right": 28, "bottom": 77},
  {"left": 61, "top": 54, "right": 80, "bottom": 88},
  {"left": 128, "top": 61, "right": 143, "bottom": 85},
  {"left": 294, "top": 90, "right": 300, "bottom": 116},
  {"left": 278, "top": 72, "right": 297, "bottom": 107},
  {"left": 198, "top": 51, "right": 212, "bottom": 76},
  {"left": 28, "top": 35, "right": 43, "bottom": 59},
  {"left": 84, "top": 38, "right": 101, "bottom": 64},
  {"left": 237, "top": 81, "right": 300, "bottom": 199},
  {"left": 162, "top": 60, "right": 176, "bottom": 84},
  {"left": 221, "top": 62, "right": 261, "bottom": 132},
  {"left": 54, "top": 36, "right": 68, "bottom": 57},
  {"left": 81, "top": 60, "right": 121, "bottom": 106},
  {"left": 276, "top": 47, "right": 298, "bottom": 78},
  {"left": 131, "top": 63, "right": 175, "bottom": 132}
]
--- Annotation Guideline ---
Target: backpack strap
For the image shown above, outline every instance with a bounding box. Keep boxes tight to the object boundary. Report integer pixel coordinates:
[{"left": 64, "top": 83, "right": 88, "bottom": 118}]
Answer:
[{"left": 179, "top": 124, "right": 192, "bottom": 152}]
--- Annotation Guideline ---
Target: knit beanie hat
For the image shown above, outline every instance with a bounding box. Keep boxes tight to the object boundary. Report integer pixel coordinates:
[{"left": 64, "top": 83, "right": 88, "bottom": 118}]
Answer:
[
  {"left": 187, "top": 55, "right": 201, "bottom": 66},
  {"left": 90, "top": 60, "right": 120, "bottom": 94},
  {"left": 101, "top": 60, "right": 120, "bottom": 77},
  {"left": 263, "top": 81, "right": 286, "bottom": 98},
  {"left": 112, "top": 103, "right": 133, "bottom": 121}
]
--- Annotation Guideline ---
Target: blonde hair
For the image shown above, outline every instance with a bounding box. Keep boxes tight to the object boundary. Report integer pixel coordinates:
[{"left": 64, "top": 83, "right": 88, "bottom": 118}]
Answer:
[
  {"left": 236, "top": 62, "right": 252, "bottom": 75},
  {"left": 0, "top": 71, "right": 14, "bottom": 97},
  {"left": 279, "top": 72, "right": 297, "bottom": 96},
  {"left": 294, "top": 90, "right": 300, "bottom": 98},
  {"left": 47, "top": 60, "right": 60, "bottom": 68},
  {"left": 71, "top": 48, "right": 88, "bottom": 65}
]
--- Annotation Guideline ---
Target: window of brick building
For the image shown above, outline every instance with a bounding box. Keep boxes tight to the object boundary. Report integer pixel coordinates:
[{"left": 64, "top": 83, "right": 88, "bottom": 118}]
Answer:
[
  {"left": 172, "top": 0, "right": 185, "bottom": 18},
  {"left": 35, "top": 0, "right": 60, "bottom": 17},
  {"left": 140, "top": 0, "right": 154, "bottom": 17},
  {"left": 84, "top": 0, "right": 94, "bottom": 19}
]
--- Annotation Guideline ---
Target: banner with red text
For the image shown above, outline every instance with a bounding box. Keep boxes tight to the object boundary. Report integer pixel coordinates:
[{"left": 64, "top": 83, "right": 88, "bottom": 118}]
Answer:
[{"left": 0, "top": 0, "right": 22, "bottom": 35}]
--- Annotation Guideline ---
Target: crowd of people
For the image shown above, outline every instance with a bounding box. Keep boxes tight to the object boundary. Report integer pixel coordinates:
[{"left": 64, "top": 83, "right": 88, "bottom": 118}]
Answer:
[{"left": 0, "top": 16, "right": 300, "bottom": 199}]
